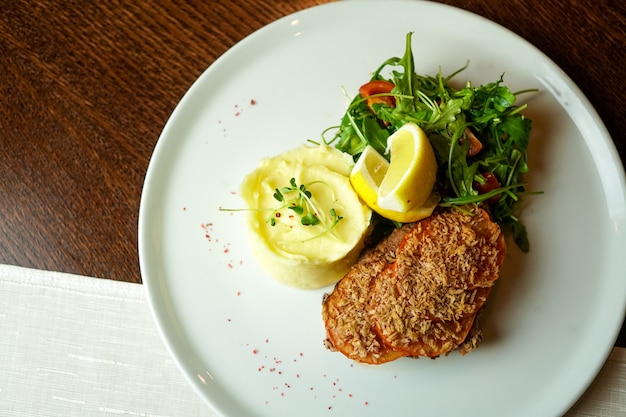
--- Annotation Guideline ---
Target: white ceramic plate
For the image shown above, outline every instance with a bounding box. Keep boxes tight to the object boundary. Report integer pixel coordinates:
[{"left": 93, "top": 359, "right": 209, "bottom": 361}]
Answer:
[{"left": 138, "top": 2, "right": 626, "bottom": 416}]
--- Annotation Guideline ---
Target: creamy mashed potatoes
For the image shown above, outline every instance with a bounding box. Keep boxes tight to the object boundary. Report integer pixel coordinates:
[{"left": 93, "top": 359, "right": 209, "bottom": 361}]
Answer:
[{"left": 240, "top": 144, "right": 372, "bottom": 289}]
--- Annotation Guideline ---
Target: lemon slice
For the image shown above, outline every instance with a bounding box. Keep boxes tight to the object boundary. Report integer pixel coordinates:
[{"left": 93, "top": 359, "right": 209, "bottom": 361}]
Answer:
[
  {"left": 377, "top": 123, "right": 438, "bottom": 212},
  {"left": 348, "top": 145, "right": 389, "bottom": 210},
  {"left": 350, "top": 136, "right": 439, "bottom": 223}
]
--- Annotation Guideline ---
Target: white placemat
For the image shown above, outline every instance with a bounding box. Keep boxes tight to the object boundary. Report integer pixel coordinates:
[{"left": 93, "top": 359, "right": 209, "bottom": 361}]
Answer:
[
  {"left": 0, "top": 264, "right": 624, "bottom": 416},
  {"left": 0, "top": 265, "right": 214, "bottom": 417}
]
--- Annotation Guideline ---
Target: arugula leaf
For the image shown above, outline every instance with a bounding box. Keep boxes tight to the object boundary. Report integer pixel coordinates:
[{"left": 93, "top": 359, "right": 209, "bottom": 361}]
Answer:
[{"left": 395, "top": 32, "right": 416, "bottom": 113}]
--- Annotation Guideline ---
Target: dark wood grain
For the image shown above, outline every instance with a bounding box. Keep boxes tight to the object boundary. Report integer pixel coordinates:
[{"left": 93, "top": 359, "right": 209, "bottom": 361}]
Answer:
[
  {"left": 1, "top": 0, "right": 624, "bottom": 345},
  {"left": 0, "top": 0, "right": 328, "bottom": 282}
]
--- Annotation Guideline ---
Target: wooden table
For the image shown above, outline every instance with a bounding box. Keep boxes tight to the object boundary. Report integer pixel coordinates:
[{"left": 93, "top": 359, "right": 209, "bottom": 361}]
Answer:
[{"left": 1, "top": 0, "right": 624, "bottom": 346}]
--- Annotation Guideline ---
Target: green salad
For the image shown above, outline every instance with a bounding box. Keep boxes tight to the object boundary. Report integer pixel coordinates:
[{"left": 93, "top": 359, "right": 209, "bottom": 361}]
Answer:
[{"left": 323, "top": 32, "right": 538, "bottom": 252}]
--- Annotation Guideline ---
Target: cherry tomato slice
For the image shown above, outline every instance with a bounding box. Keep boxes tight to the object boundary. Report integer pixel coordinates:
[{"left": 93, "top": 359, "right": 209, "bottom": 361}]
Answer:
[
  {"left": 359, "top": 80, "right": 396, "bottom": 111},
  {"left": 473, "top": 171, "right": 501, "bottom": 203}
]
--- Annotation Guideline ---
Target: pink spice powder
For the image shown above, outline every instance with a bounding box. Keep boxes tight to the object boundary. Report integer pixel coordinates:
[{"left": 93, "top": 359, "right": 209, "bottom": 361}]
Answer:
[
  {"left": 243, "top": 341, "right": 373, "bottom": 410},
  {"left": 199, "top": 220, "right": 243, "bottom": 269},
  {"left": 234, "top": 99, "right": 257, "bottom": 117}
]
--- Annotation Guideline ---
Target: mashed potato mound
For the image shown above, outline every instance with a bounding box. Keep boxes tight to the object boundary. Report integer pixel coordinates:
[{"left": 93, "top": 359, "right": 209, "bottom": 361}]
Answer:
[{"left": 240, "top": 144, "right": 372, "bottom": 289}]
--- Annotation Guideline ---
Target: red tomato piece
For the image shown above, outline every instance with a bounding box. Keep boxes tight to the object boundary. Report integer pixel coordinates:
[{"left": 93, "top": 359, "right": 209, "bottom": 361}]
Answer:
[
  {"left": 473, "top": 172, "right": 501, "bottom": 203},
  {"left": 359, "top": 80, "right": 396, "bottom": 111}
]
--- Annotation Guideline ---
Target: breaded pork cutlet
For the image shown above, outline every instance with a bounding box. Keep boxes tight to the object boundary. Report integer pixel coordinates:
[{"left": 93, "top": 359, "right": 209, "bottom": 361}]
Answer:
[{"left": 323, "top": 207, "right": 506, "bottom": 364}]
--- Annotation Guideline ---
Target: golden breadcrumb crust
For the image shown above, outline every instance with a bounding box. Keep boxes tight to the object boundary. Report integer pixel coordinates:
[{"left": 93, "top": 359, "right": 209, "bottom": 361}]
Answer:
[{"left": 322, "top": 207, "right": 505, "bottom": 364}]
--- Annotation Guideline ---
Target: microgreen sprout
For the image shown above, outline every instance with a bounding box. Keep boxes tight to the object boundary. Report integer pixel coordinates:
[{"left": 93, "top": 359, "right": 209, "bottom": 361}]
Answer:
[
  {"left": 270, "top": 178, "right": 343, "bottom": 235},
  {"left": 221, "top": 178, "right": 344, "bottom": 243}
]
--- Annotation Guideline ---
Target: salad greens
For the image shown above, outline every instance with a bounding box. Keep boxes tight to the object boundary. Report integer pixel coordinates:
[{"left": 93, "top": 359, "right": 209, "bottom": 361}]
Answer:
[{"left": 324, "top": 32, "right": 537, "bottom": 252}]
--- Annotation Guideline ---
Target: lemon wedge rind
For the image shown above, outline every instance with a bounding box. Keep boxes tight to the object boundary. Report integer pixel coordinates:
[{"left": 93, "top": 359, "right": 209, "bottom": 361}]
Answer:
[{"left": 374, "top": 191, "right": 440, "bottom": 223}]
